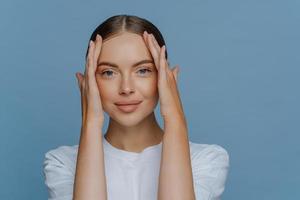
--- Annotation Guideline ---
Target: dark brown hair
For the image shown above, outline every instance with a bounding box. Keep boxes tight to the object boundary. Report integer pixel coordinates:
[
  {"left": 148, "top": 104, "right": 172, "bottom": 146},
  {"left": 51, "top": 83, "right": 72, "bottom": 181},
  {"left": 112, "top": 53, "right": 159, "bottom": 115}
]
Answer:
[{"left": 85, "top": 14, "right": 168, "bottom": 60}]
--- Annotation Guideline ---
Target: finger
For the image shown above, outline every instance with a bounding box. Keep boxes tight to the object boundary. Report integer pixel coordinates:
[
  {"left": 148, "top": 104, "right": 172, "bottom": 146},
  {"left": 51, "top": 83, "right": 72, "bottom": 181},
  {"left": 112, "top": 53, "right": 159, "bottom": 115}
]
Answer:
[
  {"left": 77, "top": 72, "right": 86, "bottom": 97},
  {"left": 150, "top": 33, "right": 161, "bottom": 52},
  {"left": 85, "top": 40, "right": 93, "bottom": 77},
  {"left": 150, "top": 34, "right": 163, "bottom": 68},
  {"left": 144, "top": 31, "right": 160, "bottom": 71},
  {"left": 143, "top": 31, "right": 155, "bottom": 53},
  {"left": 86, "top": 41, "right": 98, "bottom": 93},
  {"left": 161, "top": 45, "right": 173, "bottom": 78},
  {"left": 87, "top": 40, "right": 95, "bottom": 76},
  {"left": 150, "top": 33, "right": 170, "bottom": 68},
  {"left": 75, "top": 72, "right": 83, "bottom": 90},
  {"left": 143, "top": 31, "right": 162, "bottom": 66},
  {"left": 172, "top": 65, "right": 179, "bottom": 83},
  {"left": 143, "top": 31, "right": 150, "bottom": 50},
  {"left": 150, "top": 33, "right": 174, "bottom": 75},
  {"left": 84, "top": 42, "right": 90, "bottom": 91},
  {"left": 75, "top": 72, "right": 86, "bottom": 120},
  {"left": 83, "top": 41, "right": 93, "bottom": 94},
  {"left": 159, "top": 45, "right": 168, "bottom": 81},
  {"left": 93, "top": 34, "right": 103, "bottom": 69}
]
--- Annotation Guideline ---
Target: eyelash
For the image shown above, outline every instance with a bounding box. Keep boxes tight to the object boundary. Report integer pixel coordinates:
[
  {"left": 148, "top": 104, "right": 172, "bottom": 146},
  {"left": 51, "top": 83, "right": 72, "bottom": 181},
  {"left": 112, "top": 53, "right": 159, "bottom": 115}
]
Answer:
[{"left": 101, "top": 67, "right": 152, "bottom": 78}]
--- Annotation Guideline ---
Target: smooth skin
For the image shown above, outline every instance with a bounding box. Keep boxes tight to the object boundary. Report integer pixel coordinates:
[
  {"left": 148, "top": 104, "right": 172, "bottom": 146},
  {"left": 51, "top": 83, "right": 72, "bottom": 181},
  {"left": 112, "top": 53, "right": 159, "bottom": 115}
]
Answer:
[
  {"left": 143, "top": 31, "right": 196, "bottom": 200},
  {"left": 73, "top": 36, "right": 107, "bottom": 200},
  {"left": 95, "top": 31, "right": 164, "bottom": 151},
  {"left": 73, "top": 31, "right": 195, "bottom": 199}
]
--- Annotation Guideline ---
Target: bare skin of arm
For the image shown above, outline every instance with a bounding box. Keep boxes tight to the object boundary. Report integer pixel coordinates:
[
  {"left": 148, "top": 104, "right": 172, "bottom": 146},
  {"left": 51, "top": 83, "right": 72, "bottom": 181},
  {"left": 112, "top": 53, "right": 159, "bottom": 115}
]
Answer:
[
  {"left": 159, "top": 116, "right": 195, "bottom": 200},
  {"left": 73, "top": 121, "right": 107, "bottom": 200},
  {"left": 73, "top": 35, "right": 107, "bottom": 200},
  {"left": 143, "top": 31, "right": 196, "bottom": 200}
]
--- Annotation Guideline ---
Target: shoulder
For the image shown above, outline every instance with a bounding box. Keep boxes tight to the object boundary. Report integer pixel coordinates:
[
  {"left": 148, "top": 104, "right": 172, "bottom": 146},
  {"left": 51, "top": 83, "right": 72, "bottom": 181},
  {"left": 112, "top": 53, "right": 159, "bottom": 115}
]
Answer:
[
  {"left": 43, "top": 145, "right": 78, "bottom": 199},
  {"left": 189, "top": 141, "right": 229, "bottom": 166},
  {"left": 188, "top": 141, "right": 230, "bottom": 199},
  {"left": 44, "top": 144, "right": 78, "bottom": 162},
  {"left": 188, "top": 141, "right": 230, "bottom": 181},
  {"left": 43, "top": 144, "right": 79, "bottom": 174}
]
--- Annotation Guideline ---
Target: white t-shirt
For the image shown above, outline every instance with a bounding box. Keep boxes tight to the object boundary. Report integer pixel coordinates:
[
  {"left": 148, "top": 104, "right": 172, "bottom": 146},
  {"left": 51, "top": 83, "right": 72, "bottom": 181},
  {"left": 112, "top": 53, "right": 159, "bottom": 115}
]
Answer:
[{"left": 43, "top": 135, "right": 229, "bottom": 200}]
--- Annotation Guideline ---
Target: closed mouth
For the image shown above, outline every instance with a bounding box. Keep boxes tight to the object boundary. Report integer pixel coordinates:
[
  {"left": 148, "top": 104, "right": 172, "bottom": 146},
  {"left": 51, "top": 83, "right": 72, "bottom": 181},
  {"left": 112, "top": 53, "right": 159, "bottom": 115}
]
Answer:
[{"left": 114, "top": 101, "right": 142, "bottom": 106}]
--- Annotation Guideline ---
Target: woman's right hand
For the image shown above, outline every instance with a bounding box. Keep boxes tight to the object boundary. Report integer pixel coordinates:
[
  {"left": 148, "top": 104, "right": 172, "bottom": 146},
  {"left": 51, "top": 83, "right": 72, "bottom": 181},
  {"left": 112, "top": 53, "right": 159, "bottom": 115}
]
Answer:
[{"left": 75, "top": 34, "right": 104, "bottom": 127}]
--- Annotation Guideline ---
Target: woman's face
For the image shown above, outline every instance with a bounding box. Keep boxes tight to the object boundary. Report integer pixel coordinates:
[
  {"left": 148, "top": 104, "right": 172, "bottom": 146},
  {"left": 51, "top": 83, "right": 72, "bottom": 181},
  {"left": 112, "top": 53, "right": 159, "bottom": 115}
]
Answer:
[{"left": 95, "top": 31, "right": 159, "bottom": 127}]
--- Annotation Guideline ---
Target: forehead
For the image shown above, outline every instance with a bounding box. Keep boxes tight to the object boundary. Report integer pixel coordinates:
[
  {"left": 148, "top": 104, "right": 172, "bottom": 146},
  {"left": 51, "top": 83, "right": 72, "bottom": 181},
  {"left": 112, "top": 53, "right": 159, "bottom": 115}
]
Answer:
[{"left": 98, "top": 32, "right": 152, "bottom": 64}]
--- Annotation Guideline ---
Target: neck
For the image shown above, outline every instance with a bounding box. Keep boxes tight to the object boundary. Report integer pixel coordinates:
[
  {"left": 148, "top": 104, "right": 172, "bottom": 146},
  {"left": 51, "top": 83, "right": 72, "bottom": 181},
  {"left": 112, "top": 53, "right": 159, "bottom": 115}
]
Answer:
[{"left": 104, "top": 112, "right": 164, "bottom": 153}]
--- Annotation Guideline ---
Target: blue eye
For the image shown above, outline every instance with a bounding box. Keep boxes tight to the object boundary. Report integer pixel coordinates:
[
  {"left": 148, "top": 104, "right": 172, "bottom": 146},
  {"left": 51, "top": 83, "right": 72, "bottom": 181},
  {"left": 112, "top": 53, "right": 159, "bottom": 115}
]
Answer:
[
  {"left": 137, "top": 68, "right": 152, "bottom": 75},
  {"left": 101, "top": 70, "right": 114, "bottom": 77},
  {"left": 100, "top": 67, "right": 152, "bottom": 78}
]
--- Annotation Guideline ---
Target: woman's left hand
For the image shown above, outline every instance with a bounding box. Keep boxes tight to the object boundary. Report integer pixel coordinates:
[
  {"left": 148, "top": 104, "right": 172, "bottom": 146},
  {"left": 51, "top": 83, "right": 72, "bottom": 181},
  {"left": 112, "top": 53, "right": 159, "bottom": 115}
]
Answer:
[
  {"left": 143, "top": 31, "right": 186, "bottom": 126},
  {"left": 143, "top": 32, "right": 195, "bottom": 199}
]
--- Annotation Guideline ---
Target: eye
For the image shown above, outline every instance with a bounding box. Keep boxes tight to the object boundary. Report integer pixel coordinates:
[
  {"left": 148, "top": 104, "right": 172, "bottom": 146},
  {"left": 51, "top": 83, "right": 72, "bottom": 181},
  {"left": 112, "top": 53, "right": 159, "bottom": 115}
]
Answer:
[
  {"left": 137, "top": 67, "right": 152, "bottom": 76},
  {"left": 101, "top": 70, "right": 115, "bottom": 78},
  {"left": 100, "top": 67, "right": 152, "bottom": 78}
]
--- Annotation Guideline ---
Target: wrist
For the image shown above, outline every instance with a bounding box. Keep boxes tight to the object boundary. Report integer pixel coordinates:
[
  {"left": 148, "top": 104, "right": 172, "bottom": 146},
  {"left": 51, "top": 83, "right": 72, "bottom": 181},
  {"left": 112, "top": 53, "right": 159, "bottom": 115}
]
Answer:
[
  {"left": 82, "top": 117, "right": 103, "bottom": 132},
  {"left": 164, "top": 113, "right": 187, "bottom": 126}
]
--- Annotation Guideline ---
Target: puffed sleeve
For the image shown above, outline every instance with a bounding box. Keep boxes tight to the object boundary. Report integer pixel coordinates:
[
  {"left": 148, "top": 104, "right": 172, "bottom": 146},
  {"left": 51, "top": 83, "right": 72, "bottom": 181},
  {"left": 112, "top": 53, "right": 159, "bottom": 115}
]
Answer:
[
  {"left": 43, "top": 147, "right": 75, "bottom": 200},
  {"left": 191, "top": 144, "right": 230, "bottom": 200}
]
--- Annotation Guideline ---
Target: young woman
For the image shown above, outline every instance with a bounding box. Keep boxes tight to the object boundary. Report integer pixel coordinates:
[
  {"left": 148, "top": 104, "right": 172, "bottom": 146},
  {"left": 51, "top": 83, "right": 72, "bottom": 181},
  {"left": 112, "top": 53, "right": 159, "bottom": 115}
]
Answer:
[{"left": 43, "top": 14, "right": 230, "bottom": 200}]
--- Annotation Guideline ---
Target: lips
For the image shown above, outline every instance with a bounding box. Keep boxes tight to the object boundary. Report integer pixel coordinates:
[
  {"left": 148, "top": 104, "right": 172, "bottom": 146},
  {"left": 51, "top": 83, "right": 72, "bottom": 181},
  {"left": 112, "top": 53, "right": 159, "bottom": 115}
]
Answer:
[
  {"left": 114, "top": 100, "right": 142, "bottom": 106},
  {"left": 114, "top": 100, "right": 142, "bottom": 113}
]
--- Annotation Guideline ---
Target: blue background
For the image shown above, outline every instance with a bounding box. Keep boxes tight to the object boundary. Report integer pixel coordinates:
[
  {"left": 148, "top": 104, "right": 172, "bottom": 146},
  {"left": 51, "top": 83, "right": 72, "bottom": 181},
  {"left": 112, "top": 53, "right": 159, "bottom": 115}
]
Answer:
[{"left": 1, "top": 0, "right": 299, "bottom": 199}]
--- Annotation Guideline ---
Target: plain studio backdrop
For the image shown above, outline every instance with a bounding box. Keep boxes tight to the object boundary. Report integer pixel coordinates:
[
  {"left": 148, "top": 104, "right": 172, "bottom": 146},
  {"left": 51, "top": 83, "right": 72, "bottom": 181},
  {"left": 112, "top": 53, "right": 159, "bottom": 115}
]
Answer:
[{"left": 1, "top": 0, "right": 299, "bottom": 199}]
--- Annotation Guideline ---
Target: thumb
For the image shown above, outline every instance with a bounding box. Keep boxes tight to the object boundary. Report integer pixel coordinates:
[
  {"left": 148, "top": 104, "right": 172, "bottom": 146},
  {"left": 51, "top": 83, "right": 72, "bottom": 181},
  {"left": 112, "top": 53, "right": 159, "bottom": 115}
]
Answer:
[
  {"left": 172, "top": 65, "right": 180, "bottom": 83},
  {"left": 75, "top": 72, "right": 83, "bottom": 90}
]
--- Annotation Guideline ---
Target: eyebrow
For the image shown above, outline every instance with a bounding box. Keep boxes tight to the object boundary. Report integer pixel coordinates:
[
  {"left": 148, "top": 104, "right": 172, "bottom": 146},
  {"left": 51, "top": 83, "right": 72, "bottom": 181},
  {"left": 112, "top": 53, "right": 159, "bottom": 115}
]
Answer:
[{"left": 97, "top": 59, "right": 154, "bottom": 68}]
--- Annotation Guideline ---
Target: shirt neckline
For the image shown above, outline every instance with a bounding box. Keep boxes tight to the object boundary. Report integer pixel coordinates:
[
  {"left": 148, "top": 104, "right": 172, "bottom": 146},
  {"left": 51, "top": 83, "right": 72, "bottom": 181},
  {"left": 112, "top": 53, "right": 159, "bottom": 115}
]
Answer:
[{"left": 102, "top": 134, "right": 162, "bottom": 162}]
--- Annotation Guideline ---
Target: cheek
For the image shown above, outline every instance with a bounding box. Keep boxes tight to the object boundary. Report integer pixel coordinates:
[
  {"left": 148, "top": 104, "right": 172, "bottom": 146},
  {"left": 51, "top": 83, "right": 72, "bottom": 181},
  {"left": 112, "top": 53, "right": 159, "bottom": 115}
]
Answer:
[
  {"left": 136, "top": 78, "right": 158, "bottom": 99},
  {"left": 95, "top": 79, "right": 116, "bottom": 111},
  {"left": 95, "top": 76, "right": 159, "bottom": 113}
]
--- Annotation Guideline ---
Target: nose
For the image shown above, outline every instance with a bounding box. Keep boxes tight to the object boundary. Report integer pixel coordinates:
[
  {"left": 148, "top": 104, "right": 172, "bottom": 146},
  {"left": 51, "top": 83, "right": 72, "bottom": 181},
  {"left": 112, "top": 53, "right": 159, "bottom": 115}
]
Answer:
[{"left": 119, "top": 76, "right": 135, "bottom": 95}]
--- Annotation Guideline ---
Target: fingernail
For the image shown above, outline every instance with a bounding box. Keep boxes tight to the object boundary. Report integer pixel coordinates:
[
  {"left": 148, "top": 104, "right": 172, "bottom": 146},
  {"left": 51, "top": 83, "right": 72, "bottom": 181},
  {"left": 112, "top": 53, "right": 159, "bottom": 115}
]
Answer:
[
  {"left": 89, "top": 40, "right": 93, "bottom": 46},
  {"left": 150, "top": 34, "right": 154, "bottom": 40},
  {"left": 96, "top": 34, "right": 101, "bottom": 40}
]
